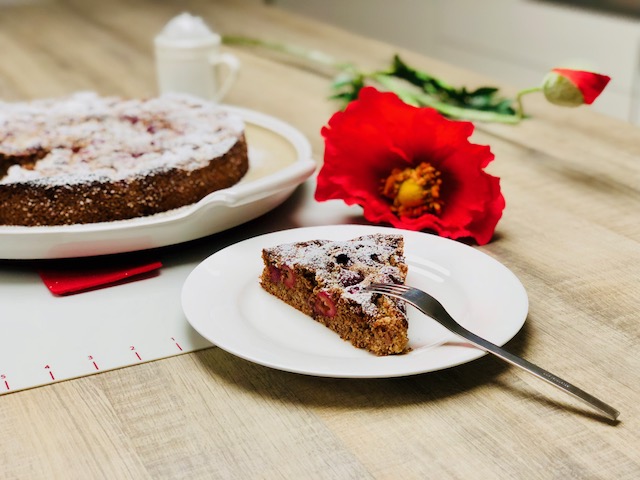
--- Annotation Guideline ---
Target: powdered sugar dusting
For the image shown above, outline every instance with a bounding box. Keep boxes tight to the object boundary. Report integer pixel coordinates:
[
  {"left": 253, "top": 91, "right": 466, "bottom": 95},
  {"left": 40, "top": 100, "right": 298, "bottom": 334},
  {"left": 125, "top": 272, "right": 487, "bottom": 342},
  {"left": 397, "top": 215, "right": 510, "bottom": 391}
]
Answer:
[
  {"left": 265, "top": 234, "right": 407, "bottom": 314},
  {"left": 0, "top": 92, "right": 244, "bottom": 186}
]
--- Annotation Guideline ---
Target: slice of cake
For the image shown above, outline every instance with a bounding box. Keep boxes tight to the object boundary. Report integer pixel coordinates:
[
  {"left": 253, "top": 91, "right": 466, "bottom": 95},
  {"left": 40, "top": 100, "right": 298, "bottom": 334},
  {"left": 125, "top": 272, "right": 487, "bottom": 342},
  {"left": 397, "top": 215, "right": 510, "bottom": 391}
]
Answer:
[{"left": 260, "top": 234, "right": 410, "bottom": 355}]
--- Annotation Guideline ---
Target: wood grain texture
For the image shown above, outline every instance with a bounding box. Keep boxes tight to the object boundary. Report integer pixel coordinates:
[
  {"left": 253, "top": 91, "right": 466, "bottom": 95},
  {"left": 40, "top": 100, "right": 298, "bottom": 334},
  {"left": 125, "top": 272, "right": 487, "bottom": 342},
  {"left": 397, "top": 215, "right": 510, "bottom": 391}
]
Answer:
[{"left": 1, "top": 0, "right": 639, "bottom": 478}]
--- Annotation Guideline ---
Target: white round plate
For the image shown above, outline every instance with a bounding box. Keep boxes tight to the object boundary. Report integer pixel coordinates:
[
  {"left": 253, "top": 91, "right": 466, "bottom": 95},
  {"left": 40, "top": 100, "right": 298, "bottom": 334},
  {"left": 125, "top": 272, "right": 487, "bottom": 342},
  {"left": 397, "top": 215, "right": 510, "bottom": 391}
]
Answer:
[
  {"left": 181, "top": 225, "right": 529, "bottom": 378},
  {"left": 0, "top": 106, "right": 316, "bottom": 259}
]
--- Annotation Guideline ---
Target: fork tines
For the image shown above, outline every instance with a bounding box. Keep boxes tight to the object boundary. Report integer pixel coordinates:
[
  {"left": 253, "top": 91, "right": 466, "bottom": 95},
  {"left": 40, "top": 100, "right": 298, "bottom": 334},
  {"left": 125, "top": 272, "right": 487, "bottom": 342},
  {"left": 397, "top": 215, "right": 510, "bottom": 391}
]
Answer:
[{"left": 364, "top": 283, "right": 411, "bottom": 293}]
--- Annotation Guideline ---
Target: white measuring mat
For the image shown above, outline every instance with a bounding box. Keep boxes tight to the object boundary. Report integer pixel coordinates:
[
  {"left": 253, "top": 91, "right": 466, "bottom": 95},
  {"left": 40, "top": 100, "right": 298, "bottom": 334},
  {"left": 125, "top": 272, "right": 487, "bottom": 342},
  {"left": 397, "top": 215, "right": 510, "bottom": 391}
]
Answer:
[{"left": 0, "top": 258, "right": 212, "bottom": 395}]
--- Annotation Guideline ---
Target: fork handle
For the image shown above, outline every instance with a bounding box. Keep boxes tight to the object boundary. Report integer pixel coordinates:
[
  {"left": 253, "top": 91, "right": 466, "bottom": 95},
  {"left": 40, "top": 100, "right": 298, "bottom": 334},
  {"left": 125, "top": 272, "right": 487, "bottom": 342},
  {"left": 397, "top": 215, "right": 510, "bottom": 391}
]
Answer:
[
  {"left": 374, "top": 286, "right": 620, "bottom": 421},
  {"left": 451, "top": 325, "right": 620, "bottom": 421}
]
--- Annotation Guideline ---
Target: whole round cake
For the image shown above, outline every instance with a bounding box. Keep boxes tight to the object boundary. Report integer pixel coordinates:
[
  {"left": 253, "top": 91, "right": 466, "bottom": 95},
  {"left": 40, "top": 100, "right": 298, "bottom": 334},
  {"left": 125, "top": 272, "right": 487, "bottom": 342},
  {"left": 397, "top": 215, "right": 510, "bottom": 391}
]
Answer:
[{"left": 0, "top": 92, "right": 249, "bottom": 226}]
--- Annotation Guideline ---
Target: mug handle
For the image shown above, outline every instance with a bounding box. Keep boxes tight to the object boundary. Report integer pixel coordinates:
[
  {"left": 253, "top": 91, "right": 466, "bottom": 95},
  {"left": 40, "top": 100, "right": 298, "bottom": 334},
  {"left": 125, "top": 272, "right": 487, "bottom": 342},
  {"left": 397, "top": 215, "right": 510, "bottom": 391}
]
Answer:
[{"left": 209, "top": 52, "right": 240, "bottom": 102}]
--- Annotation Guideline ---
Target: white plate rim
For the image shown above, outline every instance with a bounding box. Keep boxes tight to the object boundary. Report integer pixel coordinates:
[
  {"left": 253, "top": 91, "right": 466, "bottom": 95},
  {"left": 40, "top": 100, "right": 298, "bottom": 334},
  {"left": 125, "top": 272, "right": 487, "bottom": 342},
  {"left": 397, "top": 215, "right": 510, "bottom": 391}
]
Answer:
[{"left": 181, "top": 225, "right": 529, "bottom": 378}]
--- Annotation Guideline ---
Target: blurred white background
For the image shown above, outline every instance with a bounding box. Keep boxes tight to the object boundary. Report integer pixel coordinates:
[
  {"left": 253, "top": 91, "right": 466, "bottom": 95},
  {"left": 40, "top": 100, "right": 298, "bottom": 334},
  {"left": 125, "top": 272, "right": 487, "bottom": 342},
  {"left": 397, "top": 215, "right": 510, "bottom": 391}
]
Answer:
[{"left": 271, "top": 0, "right": 640, "bottom": 125}]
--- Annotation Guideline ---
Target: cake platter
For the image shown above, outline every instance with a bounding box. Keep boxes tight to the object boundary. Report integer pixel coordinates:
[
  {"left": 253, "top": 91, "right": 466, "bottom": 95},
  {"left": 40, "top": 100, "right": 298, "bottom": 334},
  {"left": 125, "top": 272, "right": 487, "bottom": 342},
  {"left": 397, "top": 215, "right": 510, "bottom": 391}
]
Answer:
[
  {"left": 181, "top": 225, "right": 529, "bottom": 378},
  {"left": 0, "top": 106, "right": 316, "bottom": 259}
]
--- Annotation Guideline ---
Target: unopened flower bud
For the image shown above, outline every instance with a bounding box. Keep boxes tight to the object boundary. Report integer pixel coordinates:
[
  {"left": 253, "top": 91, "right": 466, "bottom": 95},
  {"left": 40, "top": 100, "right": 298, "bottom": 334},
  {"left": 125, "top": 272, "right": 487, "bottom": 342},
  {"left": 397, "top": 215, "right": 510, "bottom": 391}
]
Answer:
[{"left": 542, "top": 68, "right": 611, "bottom": 107}]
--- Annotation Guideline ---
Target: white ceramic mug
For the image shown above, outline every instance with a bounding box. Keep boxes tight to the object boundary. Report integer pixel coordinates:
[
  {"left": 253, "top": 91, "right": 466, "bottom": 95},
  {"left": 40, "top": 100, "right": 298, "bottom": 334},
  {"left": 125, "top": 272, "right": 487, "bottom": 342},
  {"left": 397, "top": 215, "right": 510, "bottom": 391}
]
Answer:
[{"left": 155, "top": 13, "right": 240, "bottom": 103}]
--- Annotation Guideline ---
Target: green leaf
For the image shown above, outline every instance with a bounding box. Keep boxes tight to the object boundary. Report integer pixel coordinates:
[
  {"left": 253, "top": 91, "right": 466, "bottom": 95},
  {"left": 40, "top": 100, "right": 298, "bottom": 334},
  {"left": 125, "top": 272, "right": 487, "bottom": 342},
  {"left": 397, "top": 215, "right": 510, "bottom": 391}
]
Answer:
[
  {"left": 383, "top": 54, "right": 516, "bottom": 115},
  {"left": 469, "top": 87, "right": 499, "bottom": 96}
]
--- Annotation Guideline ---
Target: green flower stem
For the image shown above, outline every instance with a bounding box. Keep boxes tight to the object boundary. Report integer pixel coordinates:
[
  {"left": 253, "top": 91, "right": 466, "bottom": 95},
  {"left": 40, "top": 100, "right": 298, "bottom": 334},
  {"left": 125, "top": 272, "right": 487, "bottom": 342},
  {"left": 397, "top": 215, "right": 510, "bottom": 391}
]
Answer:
[
  {"left": 418, "top": 95, "right": 522, "bottom": 124},
  {"left": 370, "top": 73, "right": 418, "bottom": 104},
  {"left": 515, "top": 86, "right": 543, "bottom": 119},
  {"left": 222, "top": 35, "right": 346, "bottom": 70},
  {"left": 373, "top": 74, "right": 522, "bottom": 124},
  {"left": 223, "top": 35, "right": 523, "bottom": 124}
]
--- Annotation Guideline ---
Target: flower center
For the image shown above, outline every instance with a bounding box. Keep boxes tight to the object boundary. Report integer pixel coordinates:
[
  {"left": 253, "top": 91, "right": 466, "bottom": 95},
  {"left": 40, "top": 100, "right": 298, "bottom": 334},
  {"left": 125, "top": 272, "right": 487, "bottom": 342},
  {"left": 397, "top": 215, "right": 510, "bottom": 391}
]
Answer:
[{"left": 381, "top": 161, "right": 444, "bottom": 218}]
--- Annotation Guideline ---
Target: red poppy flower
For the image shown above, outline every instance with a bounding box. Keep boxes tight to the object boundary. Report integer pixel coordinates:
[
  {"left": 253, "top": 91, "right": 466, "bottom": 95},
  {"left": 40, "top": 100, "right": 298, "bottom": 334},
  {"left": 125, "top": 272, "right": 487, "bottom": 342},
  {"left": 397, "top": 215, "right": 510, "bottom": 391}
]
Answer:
[
  {"left": 542, "top": 68, "right": 611, "bottom": 107},
  {"left": 316, "top": 87, "right": 505, "bottom": 245}
]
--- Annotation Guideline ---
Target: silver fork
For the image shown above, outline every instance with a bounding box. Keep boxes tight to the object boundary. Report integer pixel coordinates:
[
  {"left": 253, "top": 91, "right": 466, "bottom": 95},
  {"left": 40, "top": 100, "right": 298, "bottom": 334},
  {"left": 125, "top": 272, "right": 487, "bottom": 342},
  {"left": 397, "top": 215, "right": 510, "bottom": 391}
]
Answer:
[{"left": 365, "top": 283, "right": 620, "bottom": 421}]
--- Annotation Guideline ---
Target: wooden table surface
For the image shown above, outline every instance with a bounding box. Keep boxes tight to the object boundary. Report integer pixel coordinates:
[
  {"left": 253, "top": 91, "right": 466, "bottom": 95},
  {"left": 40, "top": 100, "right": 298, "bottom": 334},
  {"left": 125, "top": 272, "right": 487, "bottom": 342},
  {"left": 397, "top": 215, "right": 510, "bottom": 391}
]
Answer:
[{"left": 1, "top": 0, "right": 639, "bottom": 478}]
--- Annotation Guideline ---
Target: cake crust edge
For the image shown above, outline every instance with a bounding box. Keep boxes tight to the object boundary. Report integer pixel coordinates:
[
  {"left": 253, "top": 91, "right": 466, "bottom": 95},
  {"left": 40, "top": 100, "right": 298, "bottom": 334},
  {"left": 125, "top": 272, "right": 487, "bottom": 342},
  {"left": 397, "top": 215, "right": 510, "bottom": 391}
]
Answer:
[{"left": 0, "top": 134, "right": 248, "bottom": 226}]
